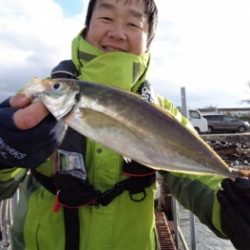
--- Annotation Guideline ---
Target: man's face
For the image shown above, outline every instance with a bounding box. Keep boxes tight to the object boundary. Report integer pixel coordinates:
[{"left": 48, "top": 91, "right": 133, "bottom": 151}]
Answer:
[{"left": 85, "top": 0, "right": 149, "bottom": 55}]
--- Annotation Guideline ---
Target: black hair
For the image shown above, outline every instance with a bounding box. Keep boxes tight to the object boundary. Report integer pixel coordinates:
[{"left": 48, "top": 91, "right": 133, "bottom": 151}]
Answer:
[{"left": 84, "top": 0, "right": 158, "bottom": 47}]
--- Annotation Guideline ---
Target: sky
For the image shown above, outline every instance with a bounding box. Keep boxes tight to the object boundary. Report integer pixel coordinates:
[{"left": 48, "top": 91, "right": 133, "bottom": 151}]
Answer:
[{"left": 1, "top": 0, "right": 250, "bottom": 109}]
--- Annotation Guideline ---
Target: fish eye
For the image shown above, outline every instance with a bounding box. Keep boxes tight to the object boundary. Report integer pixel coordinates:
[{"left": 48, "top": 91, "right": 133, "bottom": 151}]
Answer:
[{"left": 52, "top": 82, "right": 62, "bottom": 92}]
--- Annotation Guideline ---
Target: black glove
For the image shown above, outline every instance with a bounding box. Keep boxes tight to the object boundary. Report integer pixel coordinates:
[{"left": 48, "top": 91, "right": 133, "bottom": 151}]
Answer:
[
  {"left": 217, "top": 178, "right": 250, "bottom": 250},
  {"left": 0, "top": 98, "right": 65, "bottom": 169}
]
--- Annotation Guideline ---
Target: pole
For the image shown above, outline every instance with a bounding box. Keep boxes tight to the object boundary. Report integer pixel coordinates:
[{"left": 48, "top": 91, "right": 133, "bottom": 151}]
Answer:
[
  {"left": 180, "top": 86, "right": 197, "bottom": 250},
  {"left": 181, "top": 87, "right": 188, "bottom": 117}
]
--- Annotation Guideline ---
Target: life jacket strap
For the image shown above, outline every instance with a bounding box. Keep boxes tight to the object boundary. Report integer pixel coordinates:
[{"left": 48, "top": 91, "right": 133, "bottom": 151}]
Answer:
[
  {"left": 96, "top": 174, "right": 156, "bottom": 206},
  {"left": 31, "top": 168, "right": 155, "bottom": 208}
]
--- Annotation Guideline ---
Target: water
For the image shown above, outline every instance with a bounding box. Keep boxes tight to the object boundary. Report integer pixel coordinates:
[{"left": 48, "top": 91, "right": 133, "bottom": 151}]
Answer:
[{"left": 177, "top": 203, "right": 235, "bottom": 250}]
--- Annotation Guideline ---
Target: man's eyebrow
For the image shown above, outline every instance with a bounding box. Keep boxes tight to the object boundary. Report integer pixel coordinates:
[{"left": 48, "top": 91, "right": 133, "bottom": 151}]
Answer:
[
  {"left": 97, "top": 2, "right": 146, "bottom": 19},
  {"left": 128, "top": 9, "right": 146, "bottom": 19}
]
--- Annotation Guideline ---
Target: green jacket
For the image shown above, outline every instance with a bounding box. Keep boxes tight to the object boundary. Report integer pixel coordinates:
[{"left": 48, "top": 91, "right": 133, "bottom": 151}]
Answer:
[
  {"left": 0, "top": 59, "right": 227, "bottom": 249},
  {"left": 0, "top": 95, "right": 227, "bottom": 250}
]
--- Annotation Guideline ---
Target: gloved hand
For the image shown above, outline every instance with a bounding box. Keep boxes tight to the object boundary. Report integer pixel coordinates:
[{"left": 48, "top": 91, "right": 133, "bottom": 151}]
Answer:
[
  {"left": 0, "top": 97, "right": 65, "bottom": 169},
  {"left": 217, "top": 178, "right": 250, "bottom": 250}
]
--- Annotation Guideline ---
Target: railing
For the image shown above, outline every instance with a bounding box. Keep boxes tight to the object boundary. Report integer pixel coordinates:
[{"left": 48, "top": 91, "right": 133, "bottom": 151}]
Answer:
[
  {"left": 172, "top": 197, "right": 197, "bottom": 250},
  {"left": 0, "top": 191, "right": 19, "bottom": 250}
]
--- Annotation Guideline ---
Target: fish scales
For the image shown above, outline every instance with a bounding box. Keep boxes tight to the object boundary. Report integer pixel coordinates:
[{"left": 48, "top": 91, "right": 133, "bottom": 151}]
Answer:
[{"left": 73, "top": 81, "right": 234, "bottom": 177}]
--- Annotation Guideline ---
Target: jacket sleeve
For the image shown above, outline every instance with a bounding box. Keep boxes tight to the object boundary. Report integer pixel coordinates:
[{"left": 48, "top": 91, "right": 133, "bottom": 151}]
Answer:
[
  {"left": 160, "top": 171, "right": 226, "bottom": 238},
  {"left": 0, "top": 168, "right": 27, "bottom": 200},
  {"left": 157, "top": 95, "right": 227, "bottom": 238}
]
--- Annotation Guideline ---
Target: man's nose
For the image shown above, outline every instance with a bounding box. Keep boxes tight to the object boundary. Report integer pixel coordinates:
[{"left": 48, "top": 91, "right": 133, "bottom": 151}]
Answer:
[{"left": 107, "top": 23, "right": 126, "bottom": 40}]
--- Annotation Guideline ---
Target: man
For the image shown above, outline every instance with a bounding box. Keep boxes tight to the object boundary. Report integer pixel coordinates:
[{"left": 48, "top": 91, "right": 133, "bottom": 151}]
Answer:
[{"left": 0, "top": 0, "right": 249, "bottom": 249}]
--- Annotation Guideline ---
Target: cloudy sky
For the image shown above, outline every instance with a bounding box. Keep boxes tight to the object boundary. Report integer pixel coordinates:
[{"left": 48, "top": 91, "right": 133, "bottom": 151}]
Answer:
[{"left": 1, "top": 0, "right": 250, "bottom": 108}]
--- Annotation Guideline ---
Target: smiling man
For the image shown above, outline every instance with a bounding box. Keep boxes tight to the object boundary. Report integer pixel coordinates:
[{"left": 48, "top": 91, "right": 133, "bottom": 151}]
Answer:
[
  {"left": 85, "top": 0, "right": 149, "bottom": 54},
  {"left": 1, "top": 0, "right": 250, "bottom": 250}
]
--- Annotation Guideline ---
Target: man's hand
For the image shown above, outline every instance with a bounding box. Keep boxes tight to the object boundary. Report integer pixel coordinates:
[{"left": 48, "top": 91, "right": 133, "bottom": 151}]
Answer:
[
  {"left": 217, "top": 178, "right": 250, "bottom": 250},
  {"left": 10, "top": 93, "right": 49, "bottom": 129},
  {"left": 0, "top": 93, "right": 65, "bottom": 169}
]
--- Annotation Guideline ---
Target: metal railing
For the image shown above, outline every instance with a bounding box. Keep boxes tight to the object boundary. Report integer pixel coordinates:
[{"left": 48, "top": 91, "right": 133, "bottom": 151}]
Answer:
[
  {"left": 0, "top": 191, "right": 19, "bottom": 250},
  {"left": 172, "top": 197, "right": 197, "bottom": 250}
]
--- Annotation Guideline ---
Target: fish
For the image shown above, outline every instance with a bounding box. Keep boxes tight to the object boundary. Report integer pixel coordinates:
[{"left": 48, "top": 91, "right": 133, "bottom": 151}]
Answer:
[{"left": 24, "top": 77, "right": 249, "bottom": 178}]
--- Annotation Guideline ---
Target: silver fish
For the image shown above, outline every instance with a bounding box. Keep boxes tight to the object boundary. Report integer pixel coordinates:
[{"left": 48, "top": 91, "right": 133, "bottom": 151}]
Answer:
[{"left": 26, "top": 78, "right": 249, "bottom": 178}]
